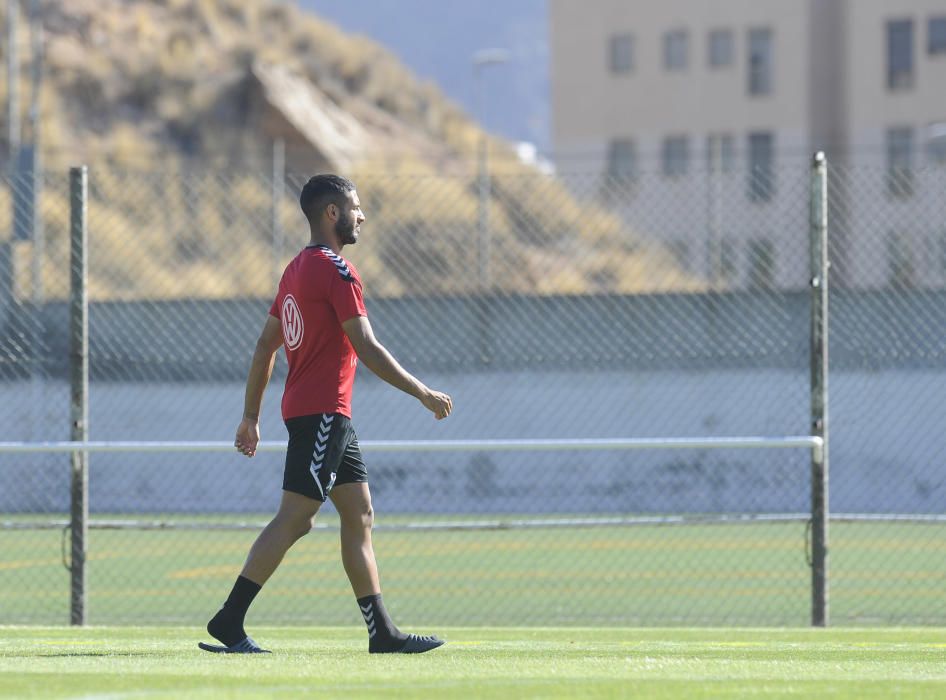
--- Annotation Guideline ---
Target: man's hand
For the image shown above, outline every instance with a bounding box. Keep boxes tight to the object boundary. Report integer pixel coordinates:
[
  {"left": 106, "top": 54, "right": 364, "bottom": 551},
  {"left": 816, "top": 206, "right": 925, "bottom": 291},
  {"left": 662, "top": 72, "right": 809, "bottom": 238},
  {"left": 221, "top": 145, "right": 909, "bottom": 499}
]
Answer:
[
  {"left": 235, "top": 417, "right": 261, "bottom": 457},
  {"left": 420, "top": 390, "right": 453, "bottom": 420}
]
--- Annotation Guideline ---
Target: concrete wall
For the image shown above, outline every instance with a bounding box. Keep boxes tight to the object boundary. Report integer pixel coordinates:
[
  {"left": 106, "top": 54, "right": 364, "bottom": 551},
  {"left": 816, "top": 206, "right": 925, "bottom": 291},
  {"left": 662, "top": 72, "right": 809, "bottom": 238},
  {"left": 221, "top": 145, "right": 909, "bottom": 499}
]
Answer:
[
  {"left": 0, "top": 368, "right": 943, "bottom": 516},
  {"left": 1, "top": 291, "right": 944, "bottom": 516}
]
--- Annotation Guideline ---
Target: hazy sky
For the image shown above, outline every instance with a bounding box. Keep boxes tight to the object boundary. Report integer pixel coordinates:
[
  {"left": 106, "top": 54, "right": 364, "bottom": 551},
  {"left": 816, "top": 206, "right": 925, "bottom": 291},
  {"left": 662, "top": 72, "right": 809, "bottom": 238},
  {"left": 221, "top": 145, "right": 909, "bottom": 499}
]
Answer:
[{"left": 296, "top": 0, "right": 549, "bottom": 150}]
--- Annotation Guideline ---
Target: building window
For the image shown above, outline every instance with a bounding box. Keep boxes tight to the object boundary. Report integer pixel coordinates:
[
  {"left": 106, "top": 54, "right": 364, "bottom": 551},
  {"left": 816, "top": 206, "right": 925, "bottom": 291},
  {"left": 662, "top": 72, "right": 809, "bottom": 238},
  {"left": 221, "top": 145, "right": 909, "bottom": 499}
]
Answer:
[
  {"left": 662, "top": 136, "right": 689, "bottom": 177},
  {"left": 748, "top": 28, "right": 773, "bottom": 96},
  {"left": 609, "top": 33, "right": 634, "bottom": 73},
  {"left": 607, "top": 139, "right": 637, "bottom": 181},
  {"left": 708, "top": 29, "right": 734, "bottom": 68},
  {"left": 747, "top": 132, "right": 775, "bottom": 202},
  {"left": 887, "top": 231, "right": 915, "bottom": 287},
  {"left": 664, "top": 30, "right": 688, "bottom": 71},
  {"left": 669, "top": 239, "right": 690, "bottom": 271},
  {"left": 886, "top": 127, "right": 914, "bottom": 197},
  {"left": 940, "top": 233, "right": 946, "bottom": 278},
  {"left": 923, "top": 235, "right": 940, "bottom": 278},
  {"left": 927, "top": 123, "right": 946, "bottom": 165},
  {"left": 929, "top": 17, "right": 946, "bottom": 54},
  {"left": 706, "top": 133, "right": 735, "bottom": 173},
  {"left": 887, "top": 20, "right": 914, "bottom": 90},
  {"left": 748, "top": 238, "right": 776, "bottom": 290},
  {"left": 720, "top": 237, "right": 738, "bottom": 283}
]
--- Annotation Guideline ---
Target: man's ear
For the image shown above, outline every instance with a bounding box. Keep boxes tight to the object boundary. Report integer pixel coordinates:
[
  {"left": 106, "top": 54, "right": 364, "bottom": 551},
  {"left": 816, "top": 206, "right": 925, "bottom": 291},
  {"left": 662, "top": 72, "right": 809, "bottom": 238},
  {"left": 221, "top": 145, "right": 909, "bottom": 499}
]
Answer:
[{"left": 326, "top": 203, "right": 338, "bottom": 221}]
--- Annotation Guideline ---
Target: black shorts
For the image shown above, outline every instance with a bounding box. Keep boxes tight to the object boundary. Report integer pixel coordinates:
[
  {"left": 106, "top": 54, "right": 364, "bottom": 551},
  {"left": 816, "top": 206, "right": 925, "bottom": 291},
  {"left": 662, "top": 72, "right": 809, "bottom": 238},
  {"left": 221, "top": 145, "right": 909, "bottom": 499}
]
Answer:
[{"left": 283, "top": 413, "right": 368, "bottom": 502}]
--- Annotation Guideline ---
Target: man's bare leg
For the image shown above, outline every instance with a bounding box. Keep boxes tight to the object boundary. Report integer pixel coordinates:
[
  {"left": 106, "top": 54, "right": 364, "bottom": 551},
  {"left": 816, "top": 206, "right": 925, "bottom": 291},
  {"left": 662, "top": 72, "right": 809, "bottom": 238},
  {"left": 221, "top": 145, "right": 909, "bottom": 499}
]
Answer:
[
  {"left": 330, "top": 482, "right": 444, "bottom": 654},
  {"left": 242, "top": 490, "right": 322, "bottom": 584},
  {"left": 207, "top": 490, "right": 321, "bottom": 647},
  {"left": 330, "top": 482, "right": 380, "bottom": 597}
]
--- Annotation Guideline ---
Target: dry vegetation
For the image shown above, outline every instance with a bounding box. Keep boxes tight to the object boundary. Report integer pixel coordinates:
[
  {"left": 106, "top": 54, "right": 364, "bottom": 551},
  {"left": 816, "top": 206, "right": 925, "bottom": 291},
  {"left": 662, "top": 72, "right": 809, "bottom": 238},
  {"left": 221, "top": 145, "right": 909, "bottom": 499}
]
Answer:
[{"left": 0, "top": 0, "right": 698, "bottom": 301}]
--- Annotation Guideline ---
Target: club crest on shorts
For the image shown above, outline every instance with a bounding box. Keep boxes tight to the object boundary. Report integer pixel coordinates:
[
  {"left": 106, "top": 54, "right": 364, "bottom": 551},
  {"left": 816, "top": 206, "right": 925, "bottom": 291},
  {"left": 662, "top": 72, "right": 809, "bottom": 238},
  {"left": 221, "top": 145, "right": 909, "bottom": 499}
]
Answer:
[{"left": 281, "top": 294, "right": 304, "bottom": 350}]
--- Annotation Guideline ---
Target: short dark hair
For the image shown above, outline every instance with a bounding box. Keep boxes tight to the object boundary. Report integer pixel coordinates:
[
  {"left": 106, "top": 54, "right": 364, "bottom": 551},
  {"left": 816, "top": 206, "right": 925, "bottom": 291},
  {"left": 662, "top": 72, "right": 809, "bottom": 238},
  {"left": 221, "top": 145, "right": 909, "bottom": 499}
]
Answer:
[{"left": 299, "top": 174, "right": 356, "bottom": 222}]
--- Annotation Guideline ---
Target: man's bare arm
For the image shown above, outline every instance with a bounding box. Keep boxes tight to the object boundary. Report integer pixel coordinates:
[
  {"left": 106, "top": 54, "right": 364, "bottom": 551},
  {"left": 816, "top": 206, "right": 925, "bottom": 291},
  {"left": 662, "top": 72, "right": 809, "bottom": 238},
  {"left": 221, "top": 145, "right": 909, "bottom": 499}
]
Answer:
[
  {"left": 235, "top": 315, "right": 284, "bottom": 457},
  {"left": 342, "top": 315, "right": 452, "bottom": 420}
]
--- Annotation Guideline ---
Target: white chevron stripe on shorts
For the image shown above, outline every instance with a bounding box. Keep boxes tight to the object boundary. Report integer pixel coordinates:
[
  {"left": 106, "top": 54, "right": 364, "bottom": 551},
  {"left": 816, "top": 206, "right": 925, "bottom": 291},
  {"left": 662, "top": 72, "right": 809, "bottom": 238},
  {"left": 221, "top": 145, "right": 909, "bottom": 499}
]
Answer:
[{"left": 309, "top": 414, "right": 335, "bottom": 499}]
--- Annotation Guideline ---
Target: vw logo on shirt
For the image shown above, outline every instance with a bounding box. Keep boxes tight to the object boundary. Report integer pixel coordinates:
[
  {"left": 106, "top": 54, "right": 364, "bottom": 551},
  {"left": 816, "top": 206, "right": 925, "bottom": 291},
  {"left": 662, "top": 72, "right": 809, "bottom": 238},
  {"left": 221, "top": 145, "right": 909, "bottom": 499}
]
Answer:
[{"left": 281, "top": 294, "right": 304, "bottom": 351}]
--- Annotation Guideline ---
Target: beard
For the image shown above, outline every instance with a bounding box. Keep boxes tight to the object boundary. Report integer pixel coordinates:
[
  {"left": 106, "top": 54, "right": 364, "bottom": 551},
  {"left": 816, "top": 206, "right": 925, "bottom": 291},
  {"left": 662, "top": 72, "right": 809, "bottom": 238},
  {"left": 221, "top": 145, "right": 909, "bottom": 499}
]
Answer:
[{"left": 335, "top": 210, "right": 358, "bottom": 245}]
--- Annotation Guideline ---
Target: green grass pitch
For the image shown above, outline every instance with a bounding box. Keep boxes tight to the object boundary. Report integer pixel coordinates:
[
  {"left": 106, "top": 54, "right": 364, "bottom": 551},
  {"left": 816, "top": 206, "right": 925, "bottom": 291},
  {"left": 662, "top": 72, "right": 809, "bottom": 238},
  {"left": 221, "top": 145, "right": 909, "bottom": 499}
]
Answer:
[
  {"left": 1, "top": 626, "right": 945, "bottom": 699},
  {"left": 3, "top": 518, "right": 946, "bottom": 697},
  {"left": 2, "top": 519, "right": 946, "bottom": 626}
]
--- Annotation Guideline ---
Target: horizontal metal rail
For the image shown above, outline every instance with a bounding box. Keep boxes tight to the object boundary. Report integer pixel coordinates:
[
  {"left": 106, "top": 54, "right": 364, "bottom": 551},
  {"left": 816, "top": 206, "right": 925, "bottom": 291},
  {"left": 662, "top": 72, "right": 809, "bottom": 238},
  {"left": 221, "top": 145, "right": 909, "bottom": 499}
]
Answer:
[
  {"left": 5, "top": 513, "right": 813, "bottom": 532},
  {"left": 0, "top": 435, "right": 824, "bottom": 460},
  {"left": 3, "top": 512, "right": 943, "bottom": 533}
]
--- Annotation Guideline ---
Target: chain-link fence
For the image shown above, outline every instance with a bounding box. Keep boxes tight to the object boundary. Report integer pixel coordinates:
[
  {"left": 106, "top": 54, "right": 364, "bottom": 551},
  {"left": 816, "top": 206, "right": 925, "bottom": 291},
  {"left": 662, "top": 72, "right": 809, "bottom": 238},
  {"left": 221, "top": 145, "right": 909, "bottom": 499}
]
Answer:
[{"left": 0, "top": 157, "right": 943, "bottom": 627}]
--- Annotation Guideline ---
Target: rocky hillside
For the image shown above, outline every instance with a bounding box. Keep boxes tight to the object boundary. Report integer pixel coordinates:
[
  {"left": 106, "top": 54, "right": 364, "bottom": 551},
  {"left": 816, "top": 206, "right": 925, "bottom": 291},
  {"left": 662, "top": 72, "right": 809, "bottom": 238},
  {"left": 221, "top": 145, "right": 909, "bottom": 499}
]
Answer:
[
  {"left": 0, "top": 0, "right": 697, "bottom": 300},
  {"left": 11, "top": 0, "right": 470, "bottom": 168}
]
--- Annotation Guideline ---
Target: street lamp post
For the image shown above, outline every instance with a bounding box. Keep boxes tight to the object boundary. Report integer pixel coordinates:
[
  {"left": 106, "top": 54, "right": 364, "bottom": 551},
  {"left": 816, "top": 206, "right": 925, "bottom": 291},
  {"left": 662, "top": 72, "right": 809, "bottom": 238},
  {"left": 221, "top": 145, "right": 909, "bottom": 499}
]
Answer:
[
  {"left": 472, "top": 48, "right": 509, "bottom": 292},
  {"left": 28, "top": 0, "right": 44, "bottom": 302},
  {"left": 7, "top": 0, "right": 20, "bottom": 168}
]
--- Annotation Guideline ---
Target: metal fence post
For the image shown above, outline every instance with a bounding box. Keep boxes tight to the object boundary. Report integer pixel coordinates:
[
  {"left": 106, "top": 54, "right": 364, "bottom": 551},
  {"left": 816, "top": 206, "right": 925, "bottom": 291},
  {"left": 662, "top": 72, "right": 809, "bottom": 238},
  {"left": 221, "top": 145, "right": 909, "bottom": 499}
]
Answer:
[
  {"left": 69, "top": 165, "right": 89, "bottom": 625},
  {"left": 271, "top": 138, "right": 285, "bottom": 287},
  {"left": 809, "top": 152, "right": 829, "bottom": 627}
]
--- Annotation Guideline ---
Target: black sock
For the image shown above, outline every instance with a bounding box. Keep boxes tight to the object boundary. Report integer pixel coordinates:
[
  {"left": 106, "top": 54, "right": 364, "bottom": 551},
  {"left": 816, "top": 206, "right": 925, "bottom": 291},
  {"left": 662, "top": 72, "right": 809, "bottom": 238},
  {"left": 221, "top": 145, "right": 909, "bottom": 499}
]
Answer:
[
  {"left": 224, "top": 575, "right": 262, "bottom": 616},
  {"left": 357, "top": 594, "right": 408, "bottom": 652},
  {"left": 208, "top": 575, "right": 261, "bottom": 646}
]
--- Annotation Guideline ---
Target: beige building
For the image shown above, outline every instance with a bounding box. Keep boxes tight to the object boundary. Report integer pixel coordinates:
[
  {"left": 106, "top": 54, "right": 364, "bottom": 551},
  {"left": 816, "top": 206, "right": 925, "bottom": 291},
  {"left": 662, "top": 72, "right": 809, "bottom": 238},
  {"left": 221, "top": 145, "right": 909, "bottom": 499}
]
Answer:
[{"left": 550, "top": 0, "right": 946, "bottom": 289}]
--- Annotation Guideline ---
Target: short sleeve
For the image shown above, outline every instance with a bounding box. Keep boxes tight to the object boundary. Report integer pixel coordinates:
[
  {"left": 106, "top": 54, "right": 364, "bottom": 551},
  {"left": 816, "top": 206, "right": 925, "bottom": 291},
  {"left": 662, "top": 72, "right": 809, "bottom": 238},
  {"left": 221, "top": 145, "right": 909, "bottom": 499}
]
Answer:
[
  {"left": 329, "top": 273, "right": 367, "bottom": 323},
  {"left": 269, "top": 294, "right": 280, "bottom": 319}
]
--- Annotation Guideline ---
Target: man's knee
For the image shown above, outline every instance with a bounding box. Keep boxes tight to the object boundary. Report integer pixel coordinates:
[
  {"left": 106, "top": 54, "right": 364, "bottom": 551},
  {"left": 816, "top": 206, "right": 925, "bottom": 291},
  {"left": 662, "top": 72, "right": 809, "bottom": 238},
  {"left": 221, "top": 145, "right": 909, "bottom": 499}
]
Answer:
[
  {"left": 330, "top": 483, "right": 374, "bottom": 532},
  {"left": 276, "top": 491, "right": 322, "bottom": 539},
  {"left": 360, "top": 503, "right": 374, "bottom": 531},
  {"left": 296, "top": 514, "right": 318, "bottom": 538},
  {"left": 343, "top": 501, "right": 373, "bottom": 532},
  {"left": 272, "top": 511, "right": 315, "bottom": 540},
  {"left": 274, "top": 498, "right": 320, "bottom": 540}
]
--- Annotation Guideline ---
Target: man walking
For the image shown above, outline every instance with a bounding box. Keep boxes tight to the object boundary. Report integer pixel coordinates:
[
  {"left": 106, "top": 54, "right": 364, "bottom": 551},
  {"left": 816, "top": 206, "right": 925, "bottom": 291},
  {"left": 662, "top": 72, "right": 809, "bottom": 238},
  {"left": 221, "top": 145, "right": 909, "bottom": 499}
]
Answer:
[{"left": 200, "top": 174, "right": 452, "bottom": 655}]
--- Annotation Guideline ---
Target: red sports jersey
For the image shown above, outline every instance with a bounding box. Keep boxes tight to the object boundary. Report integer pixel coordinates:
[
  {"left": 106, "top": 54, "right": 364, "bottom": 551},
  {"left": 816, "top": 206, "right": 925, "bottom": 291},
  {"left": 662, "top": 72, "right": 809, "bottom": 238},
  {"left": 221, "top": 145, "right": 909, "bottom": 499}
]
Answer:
[{"left": 269, "top": 245, "right": 367, "bottom": 420}]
